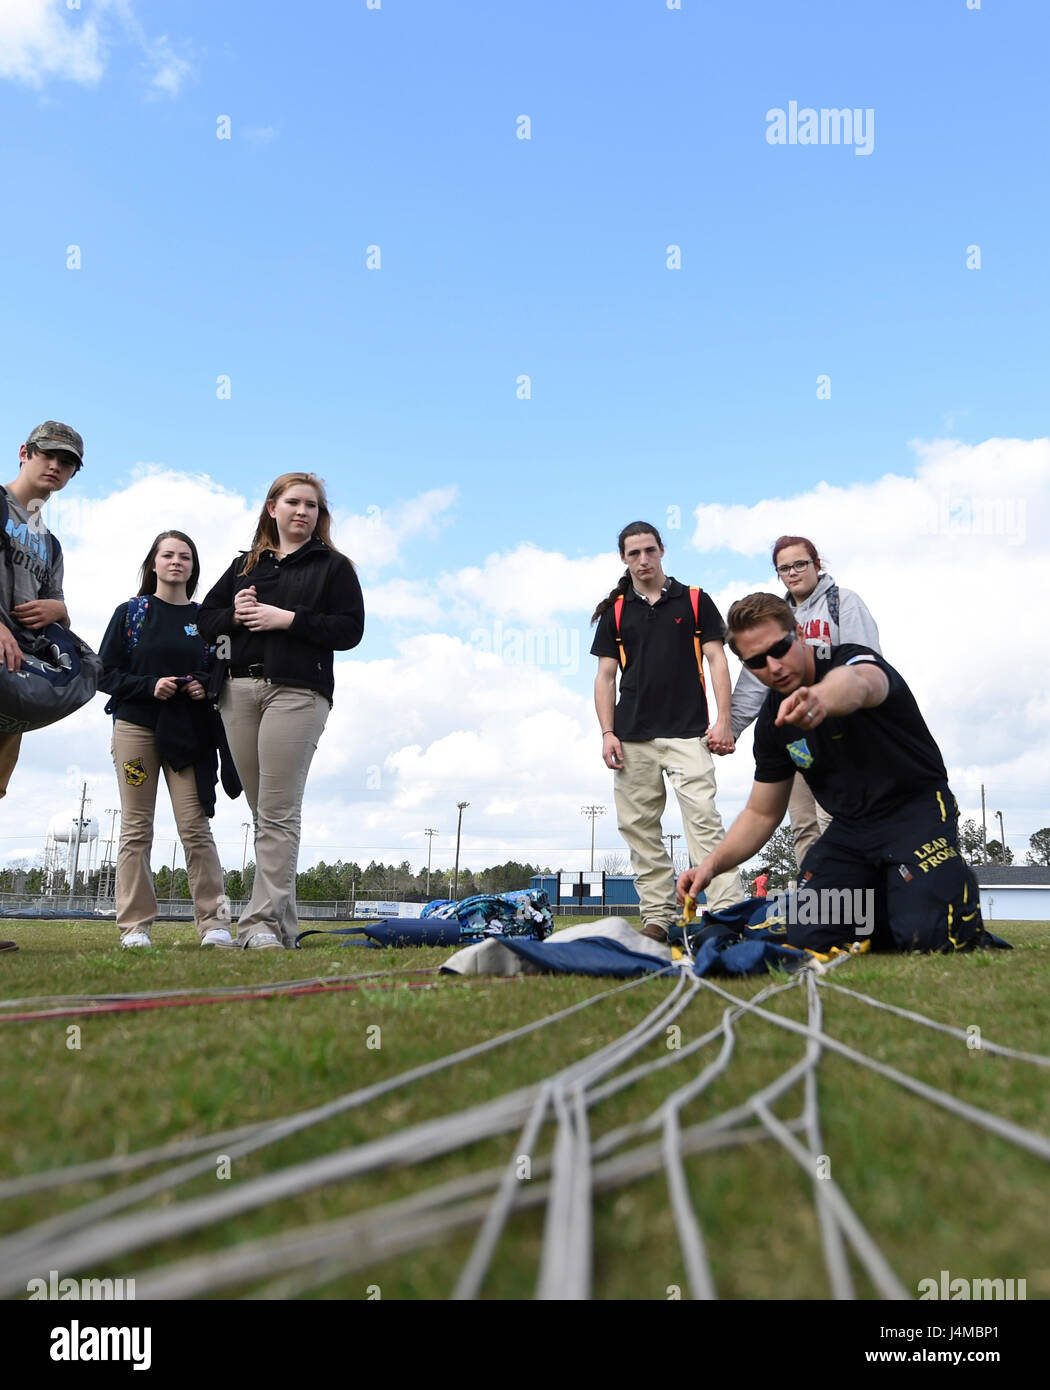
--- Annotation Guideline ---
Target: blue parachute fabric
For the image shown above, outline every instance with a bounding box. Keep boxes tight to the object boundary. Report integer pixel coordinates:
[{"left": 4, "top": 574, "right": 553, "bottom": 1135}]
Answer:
[
  {"left": 496, "top": 935, "right": 674, "bottom": 978},
  {"left": 295, "top": 919, "right": 462, "bottom": 949},
  {"left": 420, "top": 889, "right": 553, "bottom": 942},
  {"left": 692, "top": 934, "right": 811, "bottom": 979},
  {"left": 686, "top": 894, "right": 1012, "bottom": 969}
]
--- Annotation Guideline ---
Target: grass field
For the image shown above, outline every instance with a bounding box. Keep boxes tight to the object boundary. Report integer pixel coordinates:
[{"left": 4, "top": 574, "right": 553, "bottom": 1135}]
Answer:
[{"left": 1, "top": 917, "right": 1048, "bottom": 1301}]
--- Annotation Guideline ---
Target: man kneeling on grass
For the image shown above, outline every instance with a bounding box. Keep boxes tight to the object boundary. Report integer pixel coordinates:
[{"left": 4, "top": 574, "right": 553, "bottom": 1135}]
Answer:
[{"left": 677, "top": 592, "right": 987, "bottom": 954}]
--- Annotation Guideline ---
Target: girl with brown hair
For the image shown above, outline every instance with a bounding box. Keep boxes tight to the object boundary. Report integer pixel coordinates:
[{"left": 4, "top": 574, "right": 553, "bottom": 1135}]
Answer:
[
  {"left": 99, "top": 531, "right": 232, "bottom": 948},
  {"left": 198, "top": 474, "right": 365, "bottom": 949}
]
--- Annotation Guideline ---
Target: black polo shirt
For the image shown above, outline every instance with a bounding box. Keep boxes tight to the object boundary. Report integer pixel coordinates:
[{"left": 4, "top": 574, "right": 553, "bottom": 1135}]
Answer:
[
  {"left": 590, "top": 578, "right": 725, "bottom": 740},
  {"left": 753, "top": 645, "right": 949, "bottom": 825}
]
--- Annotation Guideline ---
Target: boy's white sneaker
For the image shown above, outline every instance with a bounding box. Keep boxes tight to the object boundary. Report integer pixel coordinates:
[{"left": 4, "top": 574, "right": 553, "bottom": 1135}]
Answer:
[
  {"left": 121, "top": 932, "right": 152, "bottom": 949},
  {"left": 201, "top": 928, "right": 236, "bottom": 948},
  {"left": 243, "top": 932, "right": 283, "bottom": 950}
]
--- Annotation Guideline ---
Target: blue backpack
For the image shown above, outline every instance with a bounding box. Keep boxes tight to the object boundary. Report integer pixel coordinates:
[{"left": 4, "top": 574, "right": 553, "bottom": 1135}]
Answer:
[{"left": 0, "top": 492, "right": 101, "bottom": 734}]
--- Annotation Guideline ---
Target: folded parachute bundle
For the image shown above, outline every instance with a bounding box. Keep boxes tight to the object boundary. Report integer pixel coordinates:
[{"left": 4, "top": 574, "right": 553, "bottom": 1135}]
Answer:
[
  {"left": 421, "top": 889, "right": 553, "bottom": 942},
  {"left": 683, "top": 895, "right": 1012, "bottom": 975},
  {"left": 295, "top": 890, "right": 555, "bottom": 950},
  {"left": 0, "top": 622, "right": 102, "bottom": 735}
]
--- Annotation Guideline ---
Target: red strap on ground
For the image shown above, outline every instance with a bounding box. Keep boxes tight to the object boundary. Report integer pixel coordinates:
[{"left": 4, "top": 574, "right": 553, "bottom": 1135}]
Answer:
[{"left": 0, "top": 973, "right": 520, "bottom": 1025}]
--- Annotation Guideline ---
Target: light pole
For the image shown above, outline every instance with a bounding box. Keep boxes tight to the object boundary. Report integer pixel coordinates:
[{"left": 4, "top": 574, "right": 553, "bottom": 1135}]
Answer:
[
  {"left": 663, "top": 832, "right": 680, "bottom": 875},
  {"left": 581, "top": 805, "right": 605, "bottom": 871},
  {"left": 104, "top": 808, "right": 120, "bottom": 866},
  {"left": 67, "top": 782, "right": 89, "bottom": 908},
  {"left": 424, "top": 827, "right": 438, "bottom": 896},
  {"left": 453, "top": 802, "right": 469, "bottom": 900},
  {"left": 241, "top": 821, "right": 252, "bottom": 875},
  {"left": 996, "top": 811, "right": 1006, "bottom": 861},
  {"left": 981, "top": 783, "right": 988, "bottom": 864}
]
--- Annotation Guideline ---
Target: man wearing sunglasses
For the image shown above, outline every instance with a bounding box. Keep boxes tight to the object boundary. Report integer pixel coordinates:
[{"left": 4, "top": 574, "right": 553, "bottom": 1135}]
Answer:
[{"left": 677, "top": 592, "right": 986, "bottom": 954}]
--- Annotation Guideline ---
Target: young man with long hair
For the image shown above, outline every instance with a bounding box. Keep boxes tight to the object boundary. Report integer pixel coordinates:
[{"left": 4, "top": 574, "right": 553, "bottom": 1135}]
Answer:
[{"left": 590, "top": 521, "right": 742, "bottom": 943}]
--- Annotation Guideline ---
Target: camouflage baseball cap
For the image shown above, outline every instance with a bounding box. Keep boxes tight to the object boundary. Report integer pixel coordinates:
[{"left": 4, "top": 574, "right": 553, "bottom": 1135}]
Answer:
[{"left": 25, "top": 421, "right": 84, "bottom": 465}]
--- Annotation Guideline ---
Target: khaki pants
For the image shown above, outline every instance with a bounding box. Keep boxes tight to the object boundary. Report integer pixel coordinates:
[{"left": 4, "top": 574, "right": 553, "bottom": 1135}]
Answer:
[
  {"left": 788, "top": 772, "right": 833, "bottom": 870},
  {"left": 614, "top": 736, "right": 743, "bottom": 926},
  {"left": 0, "top": 732, "right": 21, "bottom": 799},
  {"left": 220, "top": 678, "right": 329, "bottom": 947},
  {"left": 112, "top": 720, "right": 228, "bottom": 942}
]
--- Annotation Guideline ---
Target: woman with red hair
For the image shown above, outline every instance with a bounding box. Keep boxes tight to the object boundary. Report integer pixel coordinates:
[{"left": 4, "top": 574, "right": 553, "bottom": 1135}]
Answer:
[{"left": 731, "top": 535, "right": 881, "bottom": 869}]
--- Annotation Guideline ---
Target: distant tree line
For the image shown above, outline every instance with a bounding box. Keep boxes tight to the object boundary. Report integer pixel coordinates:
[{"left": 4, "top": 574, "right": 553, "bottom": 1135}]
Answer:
[{"left": 2, "top": 824, "right": 1048, "bottom": 900}]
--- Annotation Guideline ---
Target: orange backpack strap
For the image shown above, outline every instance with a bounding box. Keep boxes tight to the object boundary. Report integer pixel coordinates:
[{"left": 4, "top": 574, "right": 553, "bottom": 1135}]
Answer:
[
  {"left": 690, "top": 587, "right": 705, "bottom": 690},
  {"left": 612, "top": 595, "right": 627, "bottom": 668}
]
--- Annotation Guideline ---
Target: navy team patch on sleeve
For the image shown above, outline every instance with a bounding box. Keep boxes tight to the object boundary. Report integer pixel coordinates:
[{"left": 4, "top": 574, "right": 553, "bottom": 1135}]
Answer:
[{"left": 122, "top": 759, "right": 148, "bottom": 787}]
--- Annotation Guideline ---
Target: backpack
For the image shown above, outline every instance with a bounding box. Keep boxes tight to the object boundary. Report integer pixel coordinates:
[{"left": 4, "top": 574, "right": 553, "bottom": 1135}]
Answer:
[
  {"left": 0, "top": 492, "right": 101, "bottom": 735},
  {"left": 612, "top": 585, "right": 706, "bottom": 690},
  {"left": 120, "top": 595, "right": 215, "bottom": 671},
  {"left": 103, "top": 596, "right": 216, "bottom": 718}
]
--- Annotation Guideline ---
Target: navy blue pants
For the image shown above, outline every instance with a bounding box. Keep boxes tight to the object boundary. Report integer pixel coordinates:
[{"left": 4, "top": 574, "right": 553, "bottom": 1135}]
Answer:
[{"left": 789, "top": 786, "right": 984, "bottom": 954}]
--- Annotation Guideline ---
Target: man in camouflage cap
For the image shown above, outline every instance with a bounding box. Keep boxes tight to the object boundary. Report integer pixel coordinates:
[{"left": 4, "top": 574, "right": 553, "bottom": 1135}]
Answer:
[{"left": 0, "top": 422, "right": 84, "bottom": 952}]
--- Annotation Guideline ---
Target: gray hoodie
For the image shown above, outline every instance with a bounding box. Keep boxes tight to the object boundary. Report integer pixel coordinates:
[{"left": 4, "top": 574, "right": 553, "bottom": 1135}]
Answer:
[{"left": 730, "top": 571, "right": 882, "bottom": 737}]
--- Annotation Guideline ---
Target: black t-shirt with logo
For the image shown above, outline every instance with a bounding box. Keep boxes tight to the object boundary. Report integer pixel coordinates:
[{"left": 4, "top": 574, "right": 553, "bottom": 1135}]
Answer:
[
  {"left": 590, "top": 578, "right": 725, "bottom": 740},
  {"left": 752, "top": 645, "right": 949, "bottom": 824},
  {"left": 98, "top": 598, "right": 210, "bottom": 731}
]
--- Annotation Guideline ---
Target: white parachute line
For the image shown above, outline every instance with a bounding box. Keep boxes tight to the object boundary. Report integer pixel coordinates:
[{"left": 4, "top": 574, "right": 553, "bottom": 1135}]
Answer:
[
  {"left": 697, "top": 975, "right": 1050, "bottom": 1163},
  {"left": 0, "top": 972, "right": 688, "bottom": 1295},
  {"left": 817, "top": 978, "right": 1050, "bottom": 1067},
  {"left": 136, "top": 1118, "right": 798, "bottom": 1303},
  {"left": 802, "top": 972, "right": 856, "bottom": 1300},
  {"left": 536, "top": 1081, "right": 593, "bottom": 1300},
  {"left": 0, "top": 968, "right": 670, "bottom": 1221},
  {"left": 0, "top": 967, "right": 681, "bottom": 1278}
]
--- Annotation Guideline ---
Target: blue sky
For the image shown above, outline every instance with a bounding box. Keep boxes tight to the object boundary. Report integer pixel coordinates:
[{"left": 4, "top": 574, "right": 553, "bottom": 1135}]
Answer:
[{"left": 1, "top": 0, "right": 1047, "bottom": 875}]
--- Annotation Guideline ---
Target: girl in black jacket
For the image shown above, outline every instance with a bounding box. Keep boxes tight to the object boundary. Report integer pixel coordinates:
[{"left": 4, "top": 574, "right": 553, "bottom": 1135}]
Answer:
[
  {"left": 198, "top": 473, "right": 364, "bottom": 949},
  {"left": 99, "top": 532, "right": 232, "bottom": 949}
]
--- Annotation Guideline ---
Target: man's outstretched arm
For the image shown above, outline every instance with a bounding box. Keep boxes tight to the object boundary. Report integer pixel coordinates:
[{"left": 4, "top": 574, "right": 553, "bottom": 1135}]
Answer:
[{"left": 677, "top": 777, "right": 792, "bottom": 901}]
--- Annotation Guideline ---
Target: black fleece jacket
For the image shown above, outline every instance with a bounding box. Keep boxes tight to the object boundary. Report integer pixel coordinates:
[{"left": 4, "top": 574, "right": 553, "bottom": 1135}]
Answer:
[{"left": 197, "top": 538, "right": 364, "bottom": 703}]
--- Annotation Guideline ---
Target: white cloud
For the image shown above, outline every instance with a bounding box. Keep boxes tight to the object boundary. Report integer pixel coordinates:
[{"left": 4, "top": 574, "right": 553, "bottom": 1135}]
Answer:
[
  {"left": 0, "top": 1, "right": 194, "bottom": 95},
  {"left": 243, "top": 124, "right": 278, "bottom": 147},
  {"left": 146, "top": 35, "right": 192, "bottom": 97},
  {"left": 337, "top": 487, "right": 457, "bottom": 575},
  {"left": 692, "top": 437, "right": 1050, "bottom": 847},
  {"left": 3, "top": 444, "right": 1045, "bottom": 885},
  {"left": 366, "top": 542, "right": 616, "bottom": 629},
  {"left": 0, "top": 0, "right": 105, "bottom": 86}
]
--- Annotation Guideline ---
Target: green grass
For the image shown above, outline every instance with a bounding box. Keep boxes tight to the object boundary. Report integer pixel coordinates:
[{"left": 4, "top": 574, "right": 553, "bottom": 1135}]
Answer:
[{"left": 1, "top": 918, "right": 1048, "bottom": 1300}]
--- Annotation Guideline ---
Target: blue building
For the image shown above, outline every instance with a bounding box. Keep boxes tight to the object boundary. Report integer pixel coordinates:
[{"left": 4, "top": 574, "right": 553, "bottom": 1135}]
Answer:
[
  {"left": 531, "top": 873, "right": 710, "bottom": 913},
  {"left": 530, "top": 873, "right": 640, "bottom": 910}
]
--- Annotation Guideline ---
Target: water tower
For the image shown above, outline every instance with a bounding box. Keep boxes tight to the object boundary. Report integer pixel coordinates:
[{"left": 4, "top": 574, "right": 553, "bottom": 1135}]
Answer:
[{"left": 44, "top": 812, "right": 99, "bottom": 896}]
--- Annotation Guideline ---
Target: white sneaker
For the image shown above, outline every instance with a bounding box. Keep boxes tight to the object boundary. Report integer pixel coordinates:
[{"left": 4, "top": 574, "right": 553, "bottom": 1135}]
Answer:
[
  {"left": 121, "top": 932, "right": 152, "bottom": 949},
  {"left": 201, "top": 928, "right": 235, "bottom": 948},
  {"left": 243, "top": 931, "right": 283, "bottom": 950}
]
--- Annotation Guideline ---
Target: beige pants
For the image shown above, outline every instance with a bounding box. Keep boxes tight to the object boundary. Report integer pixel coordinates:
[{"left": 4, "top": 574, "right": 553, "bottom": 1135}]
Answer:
[
  {"left": 614, "top": 736, "right": 743, "bottom": 926},
  {"left": 220, "top": 678, "right": 329, "bottom": 947},
  {"left": 788, "top": 772, "right": 833, "bottom": 870},
  {"left": 0, "top": 732, "right": 21, "bottom": 799},
  {"left": 111, "top": 720, "right": 228, "bottom": 941}
]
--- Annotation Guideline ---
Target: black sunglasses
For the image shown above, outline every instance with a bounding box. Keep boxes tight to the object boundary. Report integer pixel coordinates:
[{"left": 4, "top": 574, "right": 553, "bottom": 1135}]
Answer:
[{"left": 742, "top": 631, "right": 796, "bottom": 670}]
